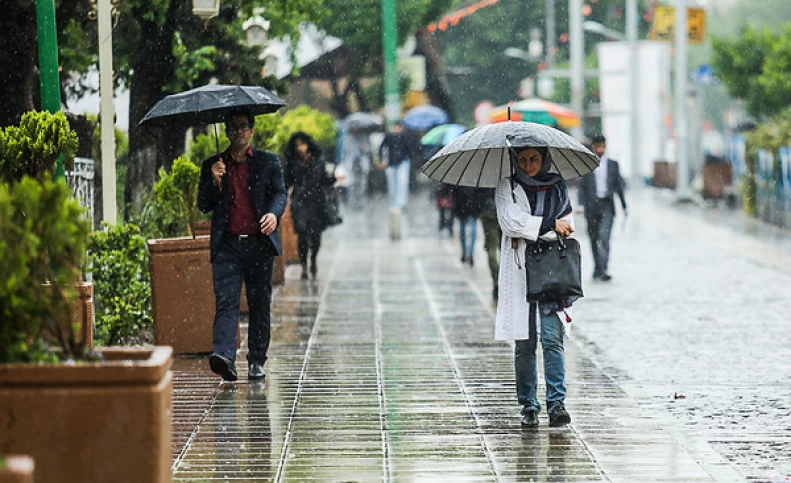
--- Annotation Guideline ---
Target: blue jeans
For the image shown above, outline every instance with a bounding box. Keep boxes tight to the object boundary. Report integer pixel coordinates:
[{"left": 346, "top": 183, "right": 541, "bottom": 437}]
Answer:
[
  {"left": 515, "top": 309, "right": 566, "bottom": 411},
  {"left": 385, "top": 161, "right": 410, "bottom": 209},
  {"left": 459, "top": 216, "right": 478, "bottom": 258}
]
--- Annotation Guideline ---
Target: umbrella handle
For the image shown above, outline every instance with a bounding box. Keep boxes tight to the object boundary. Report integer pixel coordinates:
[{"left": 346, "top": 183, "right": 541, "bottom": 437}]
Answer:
[{"left": 213, "top": 124, "right": 220, "bottom": 153}]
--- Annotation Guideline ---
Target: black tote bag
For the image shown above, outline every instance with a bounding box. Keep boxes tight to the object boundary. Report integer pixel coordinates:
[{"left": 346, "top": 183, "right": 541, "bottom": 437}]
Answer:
[{"left": 525, "top": 235, "right": 584, "bottom": 303}]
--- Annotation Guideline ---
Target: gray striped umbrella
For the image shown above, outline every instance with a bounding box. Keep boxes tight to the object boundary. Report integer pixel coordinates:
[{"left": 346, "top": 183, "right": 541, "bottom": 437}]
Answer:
[{"left": 421, "top": 122, "right": 599, "bottom": 187}]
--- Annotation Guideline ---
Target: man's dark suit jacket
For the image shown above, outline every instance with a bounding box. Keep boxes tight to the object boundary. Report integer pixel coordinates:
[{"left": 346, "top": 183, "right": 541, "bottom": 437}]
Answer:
[
  {"left": 197, "top": 148, "right": 288, "bottom": 262},
  {"left": 578, "top": 158, "right": 628, "bottom": 211}
]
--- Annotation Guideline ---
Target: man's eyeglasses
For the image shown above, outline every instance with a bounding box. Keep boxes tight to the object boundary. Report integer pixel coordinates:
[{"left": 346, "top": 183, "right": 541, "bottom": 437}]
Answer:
[{"left": 227, "top": 123, "right": 251, "bottom": 133}]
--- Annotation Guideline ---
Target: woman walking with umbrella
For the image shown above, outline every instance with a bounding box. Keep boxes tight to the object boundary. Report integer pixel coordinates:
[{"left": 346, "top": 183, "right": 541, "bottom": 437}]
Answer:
[
  {"left": 495, "top": 145, "right": 575, "bottom": 427},
  {"left": 421, "top": 121, "right": 598, "bottom": 428},
  {"left": 283, "top": 132, "right": 337, "bottom": 279}
]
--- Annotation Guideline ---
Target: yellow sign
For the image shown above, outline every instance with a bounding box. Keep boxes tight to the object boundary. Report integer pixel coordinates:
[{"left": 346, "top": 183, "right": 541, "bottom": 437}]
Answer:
[{"left": 650, "top": 6, "right": 706, "bottom": 44}]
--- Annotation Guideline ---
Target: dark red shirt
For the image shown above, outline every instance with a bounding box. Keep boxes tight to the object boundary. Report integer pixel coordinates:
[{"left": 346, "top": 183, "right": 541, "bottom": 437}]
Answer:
[{"left": 226, "top": 147, "right": 260, "bottom": 235}]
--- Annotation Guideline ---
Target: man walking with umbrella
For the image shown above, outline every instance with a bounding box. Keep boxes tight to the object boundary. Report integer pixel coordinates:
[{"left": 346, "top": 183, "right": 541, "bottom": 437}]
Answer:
[{"left": 197, "top": 109, "right": 287, "bottom": 382}]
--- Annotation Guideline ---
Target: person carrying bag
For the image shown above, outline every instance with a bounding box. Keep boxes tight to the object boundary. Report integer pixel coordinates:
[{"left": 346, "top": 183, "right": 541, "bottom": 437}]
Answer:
[{"left": 494, "top": 144, "right": 581, "bottom": 429}]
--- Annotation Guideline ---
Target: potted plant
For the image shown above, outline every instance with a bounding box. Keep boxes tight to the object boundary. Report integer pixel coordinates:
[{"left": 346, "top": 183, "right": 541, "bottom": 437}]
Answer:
[
  {"left": 0, "top": 110, "right": 94, "bottom": 345},
  {"left": 0, "top": 177, "right": 173, "bottom": 483},
  {"left": 142, "top": 156, "right": 220, "bottom": 354}
]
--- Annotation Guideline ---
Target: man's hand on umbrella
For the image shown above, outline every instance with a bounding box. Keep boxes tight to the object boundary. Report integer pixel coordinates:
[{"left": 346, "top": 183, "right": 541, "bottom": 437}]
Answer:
[
  {"left": 260, "top": 213, "right": 277, "bottom": 235},
  {"left": 212, "top": 159, "right": 226, "bottom": 188},
  {"left": 555, "top": 219, "right": 574, "bottom": 237}
]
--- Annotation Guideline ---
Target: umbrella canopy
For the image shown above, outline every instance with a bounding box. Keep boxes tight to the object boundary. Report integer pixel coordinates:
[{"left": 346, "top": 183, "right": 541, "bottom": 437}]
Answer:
[
  {"left": 343, "top": 112, "right": 384, "bottom": 131},
  {"left": 421, "top": 122, "right": 599, "bottom": 188},
  {"left": 420, "top": 124, "right": 467, "bottom": 146},
  {"left": 139, "top": 85, "right": 285, "bottom": 129},
  {"left": 402, "top": 105, "right": 449, "bottom": 131},
  {"left": 488, "top": 99, "right": 581, "bottom": 129}
]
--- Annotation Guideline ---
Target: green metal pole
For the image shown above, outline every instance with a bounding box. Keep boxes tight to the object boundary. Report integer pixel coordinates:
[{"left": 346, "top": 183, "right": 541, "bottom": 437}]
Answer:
[
  {"left": 36, "top": 0, "right": 65, "bottom": 179},
  {"left": 381, "top": 0, "right": 400, "bottom": 129}
]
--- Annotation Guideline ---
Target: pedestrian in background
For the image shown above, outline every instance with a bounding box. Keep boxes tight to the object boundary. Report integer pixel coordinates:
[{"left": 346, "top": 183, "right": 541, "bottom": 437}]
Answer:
[
  {"left": 435, "top": 182, "right": 454, "bottom": 237},
  {"left": 340, "top": 127, "right": 373, "bottom": 210},
  {"left": 495, "top": 145, "right": 574, "bottom": 428},
  {"left": 453, "top": 185, "right": 483, "bottom": 265},
  {"left": 283, "top": 132, "right": 337, "bottom": 280},
  {"left": 197, "top": 109, "right": 287, "bottom": 383},
  {"left": 378, "top": 120, "right": 418, "bottom": 239},
  {"left": 577, "top": 134, "right": 627, "bottom": 281},
  {"left": 477, "top": 187, "right": 502, "bottom": 299}
]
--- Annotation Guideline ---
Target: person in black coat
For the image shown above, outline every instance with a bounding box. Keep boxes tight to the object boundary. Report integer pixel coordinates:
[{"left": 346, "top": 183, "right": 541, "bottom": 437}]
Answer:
[
  {"left": 577, "top": 134, "right": 627, "bottom": 281},
  {"left": 197, "top": 109, "right": 287, "bottom": 383},
  {"left": 452, "top": 185, "right": 484, "bottom": 266},
  {"left": 283, "top": 132, "right": 337, "bottom": 280}
]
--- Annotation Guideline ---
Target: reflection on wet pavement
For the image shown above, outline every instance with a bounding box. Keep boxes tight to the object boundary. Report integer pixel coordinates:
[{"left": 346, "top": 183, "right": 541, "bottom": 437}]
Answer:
[{"left": 170, "top": 193, "right": 721, "bottom": 482}]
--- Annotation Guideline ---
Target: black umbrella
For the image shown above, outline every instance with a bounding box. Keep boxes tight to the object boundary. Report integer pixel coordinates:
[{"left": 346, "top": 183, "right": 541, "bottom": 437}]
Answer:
[
  {"left": 421, "top": 121, "right": 599, "bottom": 188},
  {"left": 139, "top": 84, "right": 285, "bottom": 129}
]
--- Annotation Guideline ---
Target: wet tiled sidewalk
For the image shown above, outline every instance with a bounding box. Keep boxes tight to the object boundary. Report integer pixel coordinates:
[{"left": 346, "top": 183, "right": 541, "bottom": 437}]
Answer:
[{"left": 168, "top": 192, "right": 727, "bottom": 482}]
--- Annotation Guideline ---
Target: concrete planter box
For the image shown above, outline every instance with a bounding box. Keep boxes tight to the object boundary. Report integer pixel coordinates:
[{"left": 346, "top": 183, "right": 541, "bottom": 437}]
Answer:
[
  {"left": 0, "top": 455, "right": 34, "bottom": 483},
  {"left": 653, "top": 161, "right": 676, "bottom": 189},
  {"left": 702, "top": 163, "right": 732, "bottom": 199},
  {"left": 148, "top": 236, "right": 237, "bottom": 354},
  {"left": 0, "top": 347, "right": 173, "bottom": 483}
]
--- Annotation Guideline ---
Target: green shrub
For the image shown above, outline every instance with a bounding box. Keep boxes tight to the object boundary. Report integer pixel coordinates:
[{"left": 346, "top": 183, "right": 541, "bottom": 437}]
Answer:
[
  {"left": 139, "top": 156, "right": 201, "bottom": 239},
  {"left": 187, "top": 130, "right": 229, "bottom": 166},
  {"left": 0, "top": 177, "right": 91, "bottom": 363},
  {"left": 88, "top": 223, "right": 152, "bottom": 345},
  {"left": 276, "top": 105, "right": 337, "bottom": 154},
  {"left": 253, "top": 113, "right": 285, "bottom": 152},
  {"left": 0, "top": 111, "right": 78, "bottom": 183}
]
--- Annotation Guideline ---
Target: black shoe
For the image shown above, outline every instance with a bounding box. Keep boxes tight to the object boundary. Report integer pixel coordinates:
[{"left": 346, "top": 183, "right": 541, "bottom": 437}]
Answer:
[
  {"left": 310, "top": 262, "right": 317, "bottom": 279},
  {"left": 248, "top": 362, "right": 265, "bottom": 381},
  {"left": 548, "top": 402, "right": 571, "bottom": 427},
  {"left": 521, "top": 408, "right": 539, "bottom": 427},
  {"left": 468, "top": 256, "right": 474, "bottom": 266},
  {"left": 209, "top": 354, "right": 238, "bottom": 382},
  {"left": 600, "top": 273, "right": 612, "bottom": 282},
  {"left": 460, "top": 256, "right": 467, "bottom": 264},
  {"left": 492, "top": 286, "right": 499, "bottom": 301},
  {"left": 301, "top": 266, "right": 309, "bottom": 280}
]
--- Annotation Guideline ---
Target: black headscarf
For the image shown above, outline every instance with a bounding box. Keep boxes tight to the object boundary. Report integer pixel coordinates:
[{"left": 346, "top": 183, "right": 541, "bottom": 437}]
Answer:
[{"left": 509, "top": 146, "right": 572, "bottom": 226}]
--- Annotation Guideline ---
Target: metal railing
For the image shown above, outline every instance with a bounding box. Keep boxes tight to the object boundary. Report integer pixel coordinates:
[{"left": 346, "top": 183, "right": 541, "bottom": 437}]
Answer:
[{"left": 65, "top": 157, "right": 95, "bottom": 225}]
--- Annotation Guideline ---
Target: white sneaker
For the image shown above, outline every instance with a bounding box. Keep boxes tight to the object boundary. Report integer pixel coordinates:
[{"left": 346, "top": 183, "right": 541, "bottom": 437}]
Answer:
[{"left": 389, "top": 207, "right": 402, "bottom": 240}]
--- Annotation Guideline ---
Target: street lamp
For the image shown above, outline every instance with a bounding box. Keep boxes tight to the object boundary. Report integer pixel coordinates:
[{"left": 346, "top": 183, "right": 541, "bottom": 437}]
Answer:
[
  {"left": 243, "top": 9, "right": 270, "bottom": 48},
  {"left": 192, "top": 0, "right": 221, "bottom": 25},
  {"left": 582, "top": 21, "right": 626, "bottom": 41}
]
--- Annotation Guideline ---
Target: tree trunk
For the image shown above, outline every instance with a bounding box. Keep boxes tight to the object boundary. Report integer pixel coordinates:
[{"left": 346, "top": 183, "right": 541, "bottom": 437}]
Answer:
[
  {"left": 124, "top": 4, "right": 183, "bottom": 219},
  {"left": 415, "top": 27, "right": 455, "bottom": 122},
  {"left": 0, "top": 1, "right": 36, "bottom": 127}
]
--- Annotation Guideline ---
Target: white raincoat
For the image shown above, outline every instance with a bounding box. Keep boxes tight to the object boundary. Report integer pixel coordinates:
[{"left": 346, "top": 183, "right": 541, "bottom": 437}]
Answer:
[{"left": 494, "top": 178, "right": 575, "bottom": 341}]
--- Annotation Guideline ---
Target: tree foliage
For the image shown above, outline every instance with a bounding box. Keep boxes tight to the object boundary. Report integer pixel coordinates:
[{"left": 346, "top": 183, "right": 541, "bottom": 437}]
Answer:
[
  {"left": 711, "top": 25, "right": 783, "bottom": 119},
  {"left": 316, "top": 0, "right": 454, "bottom": 114},
  {"left": 437, "top": 0, "right": 651, "bottom": 126}
]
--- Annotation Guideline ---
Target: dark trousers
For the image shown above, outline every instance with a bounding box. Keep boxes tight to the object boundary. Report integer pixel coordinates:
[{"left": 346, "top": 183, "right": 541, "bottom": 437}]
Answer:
[
  {"left": 438, "top": 209, "right": 453, "bottom": 234},
  {"left": 211, "top": 235, "right": 275, "bottom": 364},
  {"left": 585, "top": 199, "right": 615, "bottom": 276},
  {"left": 297, "top": 231, "right": 322, "bottom": 268}
]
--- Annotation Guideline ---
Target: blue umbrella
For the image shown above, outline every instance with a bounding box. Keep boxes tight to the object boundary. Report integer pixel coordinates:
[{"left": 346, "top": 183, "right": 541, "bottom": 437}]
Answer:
[
  {"left": 402, "top": 105, "right": 449, "bottom": 131},
  {"left": 421, "top": 124, "right": 467, "bottom": 146}
]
